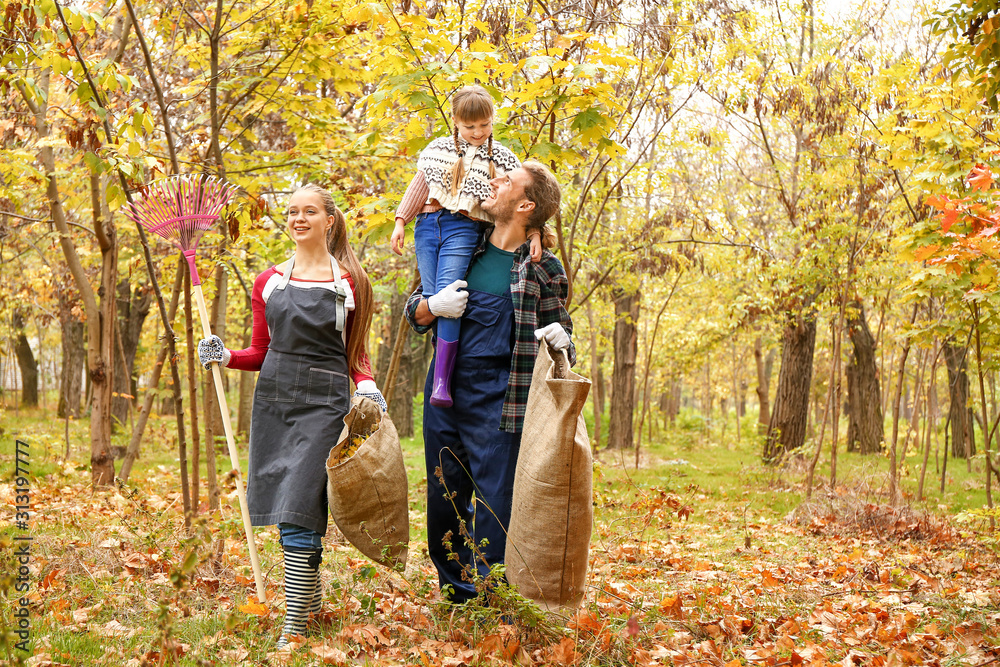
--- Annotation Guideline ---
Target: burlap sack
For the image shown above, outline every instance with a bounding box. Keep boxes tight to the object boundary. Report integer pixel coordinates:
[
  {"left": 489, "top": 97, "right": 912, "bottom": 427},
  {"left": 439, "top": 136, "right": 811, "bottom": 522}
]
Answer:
[
  {"left": 326, "top": 396, "right": 409, "bottom": 570},
  {"left": 505, "top": 344, "right": 593, "bottom": 613}
]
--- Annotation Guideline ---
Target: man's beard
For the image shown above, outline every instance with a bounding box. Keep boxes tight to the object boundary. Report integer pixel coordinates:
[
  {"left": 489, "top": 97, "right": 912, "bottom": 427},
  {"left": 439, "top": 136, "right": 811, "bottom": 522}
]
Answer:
[{"left": 483, "top": 196, "right": 515, "bottom": 223}]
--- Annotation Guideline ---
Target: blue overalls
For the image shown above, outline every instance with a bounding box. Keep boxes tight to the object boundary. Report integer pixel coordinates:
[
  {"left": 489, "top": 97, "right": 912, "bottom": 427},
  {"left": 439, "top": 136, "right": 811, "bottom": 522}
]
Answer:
[{"left": 423, "top": 287, "right": 520, "bottom": 603}]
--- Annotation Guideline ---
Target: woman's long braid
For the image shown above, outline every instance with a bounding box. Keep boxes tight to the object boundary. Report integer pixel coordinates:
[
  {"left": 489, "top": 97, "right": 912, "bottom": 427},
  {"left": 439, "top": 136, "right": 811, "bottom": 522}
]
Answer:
[
  {"left": 487, "top": 133, "right": 496, "bottom": 179},
  {"left": 450, "top": 124, "right": 465, "bottom": 196}
]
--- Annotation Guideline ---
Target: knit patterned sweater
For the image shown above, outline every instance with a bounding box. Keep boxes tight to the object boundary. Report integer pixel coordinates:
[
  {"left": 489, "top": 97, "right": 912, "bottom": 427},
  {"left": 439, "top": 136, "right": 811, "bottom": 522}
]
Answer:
[{"left": 404, "top": 136, "right": 520, "bottom": 224}]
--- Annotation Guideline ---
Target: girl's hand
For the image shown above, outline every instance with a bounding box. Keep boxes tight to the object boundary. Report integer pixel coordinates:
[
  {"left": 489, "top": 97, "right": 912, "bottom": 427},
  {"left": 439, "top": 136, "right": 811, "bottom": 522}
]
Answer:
[
  {"left": 390, "top": 219, "right": 407, "bottom": 256},
  {"left": 528, "top": 232, "right": 543, "bottom": 263}
]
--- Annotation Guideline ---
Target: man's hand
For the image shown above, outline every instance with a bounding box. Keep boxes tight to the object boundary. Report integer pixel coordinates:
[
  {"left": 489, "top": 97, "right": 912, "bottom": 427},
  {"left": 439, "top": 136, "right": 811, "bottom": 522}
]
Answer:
[
  {"left": 427, "top": 280, "right": 469, "bottom": 319},
  {"left": 534, "top": 322, "right": 571, "bottom": 351}
]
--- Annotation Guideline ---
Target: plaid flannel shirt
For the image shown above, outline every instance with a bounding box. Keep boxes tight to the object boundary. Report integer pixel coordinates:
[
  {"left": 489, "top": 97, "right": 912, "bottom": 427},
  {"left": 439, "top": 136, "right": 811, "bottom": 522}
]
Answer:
[{"left": 404, "top": 230, "right": 576, "bottom": 433}]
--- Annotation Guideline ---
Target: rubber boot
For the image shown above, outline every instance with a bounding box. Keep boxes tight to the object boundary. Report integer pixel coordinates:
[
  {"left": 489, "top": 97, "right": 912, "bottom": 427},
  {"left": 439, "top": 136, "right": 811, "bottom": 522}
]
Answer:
[
  {"left": 429, "top": 339, "right": 459, "bottom": 407},
  {"left": 276, "top": 547, "right": 322, "bottom": 649}
]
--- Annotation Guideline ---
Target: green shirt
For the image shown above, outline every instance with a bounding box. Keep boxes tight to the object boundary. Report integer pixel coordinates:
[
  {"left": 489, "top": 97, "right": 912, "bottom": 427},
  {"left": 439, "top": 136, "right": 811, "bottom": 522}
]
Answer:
[{"left": 465, "top": 242, "right": 515, "bottom": 296}]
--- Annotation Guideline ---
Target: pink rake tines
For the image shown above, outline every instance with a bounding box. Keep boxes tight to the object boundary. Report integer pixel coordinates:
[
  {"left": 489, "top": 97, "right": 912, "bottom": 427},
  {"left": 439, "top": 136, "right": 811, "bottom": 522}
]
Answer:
[{"left": 123, "top": 174, "right": 238, "bottom": 285}]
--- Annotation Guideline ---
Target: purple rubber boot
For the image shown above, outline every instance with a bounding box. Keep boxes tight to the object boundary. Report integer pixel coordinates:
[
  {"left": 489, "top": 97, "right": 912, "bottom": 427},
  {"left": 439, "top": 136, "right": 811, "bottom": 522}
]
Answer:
[{"left": 429, "top": 339, "right": 459, "bottom": 407}]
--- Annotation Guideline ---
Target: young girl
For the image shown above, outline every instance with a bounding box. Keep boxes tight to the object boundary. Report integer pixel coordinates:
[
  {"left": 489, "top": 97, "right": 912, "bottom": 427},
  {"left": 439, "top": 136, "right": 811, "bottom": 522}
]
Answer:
[
  {"left": 199, "top": 185, "right": 385, "bottom": 648},
  {"left": 390, "top": 85, "right": 541, "bottom": 407}
]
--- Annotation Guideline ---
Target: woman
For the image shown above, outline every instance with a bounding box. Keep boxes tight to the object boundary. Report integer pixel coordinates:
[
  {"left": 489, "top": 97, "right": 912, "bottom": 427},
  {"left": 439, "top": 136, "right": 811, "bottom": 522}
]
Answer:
[{"left": 198, "top": 184, "right": 386, "bottom": 647}]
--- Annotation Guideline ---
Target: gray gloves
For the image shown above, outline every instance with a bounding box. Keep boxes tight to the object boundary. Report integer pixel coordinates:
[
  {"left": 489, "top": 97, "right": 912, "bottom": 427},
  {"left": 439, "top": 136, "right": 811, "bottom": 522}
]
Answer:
[{"left": 197, "top": 335, "right": 231, "bottom": 369}]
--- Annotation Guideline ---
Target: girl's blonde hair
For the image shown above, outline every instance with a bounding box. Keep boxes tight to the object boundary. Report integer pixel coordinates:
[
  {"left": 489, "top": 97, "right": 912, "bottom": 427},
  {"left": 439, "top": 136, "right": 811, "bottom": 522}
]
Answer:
[
  {"left": 295, "top": 183, "right": 374, "bottom": 380},
  {"left": 450, "top": 85, "right": 496, "bottom": 195}
]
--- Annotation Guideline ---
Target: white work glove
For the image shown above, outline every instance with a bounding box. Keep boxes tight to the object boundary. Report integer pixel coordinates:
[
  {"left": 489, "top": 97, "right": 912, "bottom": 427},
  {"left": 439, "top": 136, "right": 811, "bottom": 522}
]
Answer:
[
  {"left": 354, "top": 379, "right": 387, "bottom": 412},
  {"left": 426, "top": 280, "right": 469, "bottom": 319},
  {"left": 197, "top": 335, "right": 231, "bottom": 369},
  {"left": 534, "top": 322, "right": 571, "bottom": 351}
]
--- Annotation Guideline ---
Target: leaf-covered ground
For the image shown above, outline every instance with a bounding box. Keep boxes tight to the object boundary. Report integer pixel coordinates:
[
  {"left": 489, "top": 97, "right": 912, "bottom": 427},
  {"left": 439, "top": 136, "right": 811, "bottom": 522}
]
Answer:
[{"left": 1, "top": 414, "right": 999, "bottom": 666}]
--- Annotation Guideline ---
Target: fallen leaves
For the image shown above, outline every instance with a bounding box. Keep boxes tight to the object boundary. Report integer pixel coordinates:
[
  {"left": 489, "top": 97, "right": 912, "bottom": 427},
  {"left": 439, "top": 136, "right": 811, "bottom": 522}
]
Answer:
[
  {"left": 659, "top": 594, "right": 683, "bottom": 619},
  {"left": 238, "top": 597, "right": 271, "bottom": 616},
  {"left": 71, "top": 602, "right": 103, "bottom": 624},
  {"left": 17, "top": 434, "right": 1000, "bottom": 667},
  {"left": 311, "top": 644, "right": 350, "bottom": 664},
  {"left": 542, "top": 637, "right": 581, "bottom": 666},
  {"left": 479, "top": 626, "right": 528, "bottom": 663}
]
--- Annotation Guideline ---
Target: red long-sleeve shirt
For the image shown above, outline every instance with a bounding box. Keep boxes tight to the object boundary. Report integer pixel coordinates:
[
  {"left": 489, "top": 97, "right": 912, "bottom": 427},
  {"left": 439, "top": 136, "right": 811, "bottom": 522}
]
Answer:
[{"left": 227, "top": 266, "right": 374, "bottom": 384}]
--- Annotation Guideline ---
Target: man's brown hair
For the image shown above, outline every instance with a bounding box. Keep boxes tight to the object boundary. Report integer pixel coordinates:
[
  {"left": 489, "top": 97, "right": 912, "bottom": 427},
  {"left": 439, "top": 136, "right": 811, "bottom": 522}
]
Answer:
[{"left": 520, "top": 160, "right": 561, "bottom": 231}]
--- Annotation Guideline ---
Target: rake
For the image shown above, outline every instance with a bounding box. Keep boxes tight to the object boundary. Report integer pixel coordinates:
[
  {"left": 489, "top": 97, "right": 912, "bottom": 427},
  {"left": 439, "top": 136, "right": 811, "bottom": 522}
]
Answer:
[{"left": 124, "top": 174, "right": 265, "bottom": 602}]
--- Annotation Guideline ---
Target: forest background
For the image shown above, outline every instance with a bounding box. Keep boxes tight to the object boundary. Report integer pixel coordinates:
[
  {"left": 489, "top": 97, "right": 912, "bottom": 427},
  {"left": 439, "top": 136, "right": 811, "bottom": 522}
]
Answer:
[{"left": 2, "top": 0, "right": 1000, "bottom": 665}]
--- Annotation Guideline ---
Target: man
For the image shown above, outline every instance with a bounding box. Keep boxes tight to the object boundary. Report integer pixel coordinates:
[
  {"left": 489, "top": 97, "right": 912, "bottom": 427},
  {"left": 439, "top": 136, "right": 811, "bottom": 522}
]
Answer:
[{"left": 404, "top": 161, "right": 576, "bottom": 603}]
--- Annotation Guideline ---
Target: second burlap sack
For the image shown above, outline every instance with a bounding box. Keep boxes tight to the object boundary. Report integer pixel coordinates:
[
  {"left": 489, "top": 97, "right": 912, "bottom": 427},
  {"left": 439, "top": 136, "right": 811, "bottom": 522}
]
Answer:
[
  {"left": 505, "top": 344, "right": 593, "bottom": 613},
  {"left": 326, "top": 396, "right": 409, "bottom": 570}
]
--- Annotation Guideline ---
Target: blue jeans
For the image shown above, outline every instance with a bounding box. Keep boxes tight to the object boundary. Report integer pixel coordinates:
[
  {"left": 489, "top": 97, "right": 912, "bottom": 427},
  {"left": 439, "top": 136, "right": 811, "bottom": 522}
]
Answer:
[
  {"left": 278, "top": 523, "right": 323, "bottom": 550},
  {"left": 414, "top": 210, "right": 479, "bottom": 343}
]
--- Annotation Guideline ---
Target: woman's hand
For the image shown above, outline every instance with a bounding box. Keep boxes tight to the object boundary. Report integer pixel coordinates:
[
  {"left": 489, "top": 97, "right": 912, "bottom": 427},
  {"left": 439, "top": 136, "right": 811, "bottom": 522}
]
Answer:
[
  {"left": 198, "top": 335, "right": 231, "bottom": 368},
  {"left": 354, "top": 380, "right": 388, "bottom": 412},
  {"left": 390, "top": 218, "right": 407, "bottom": 256}
]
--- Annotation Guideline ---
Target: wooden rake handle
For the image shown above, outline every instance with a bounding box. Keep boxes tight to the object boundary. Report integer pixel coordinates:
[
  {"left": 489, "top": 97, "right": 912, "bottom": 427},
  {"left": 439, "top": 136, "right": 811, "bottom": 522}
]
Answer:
[{"left": 192, "top": 284, "right": 266, "bottom": 602}]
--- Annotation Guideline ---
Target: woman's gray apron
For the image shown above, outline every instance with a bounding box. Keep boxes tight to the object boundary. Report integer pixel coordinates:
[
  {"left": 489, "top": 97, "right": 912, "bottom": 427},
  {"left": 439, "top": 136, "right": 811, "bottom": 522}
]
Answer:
[{"left": 247, "top": 255, "right": 350, "bottom": 535}]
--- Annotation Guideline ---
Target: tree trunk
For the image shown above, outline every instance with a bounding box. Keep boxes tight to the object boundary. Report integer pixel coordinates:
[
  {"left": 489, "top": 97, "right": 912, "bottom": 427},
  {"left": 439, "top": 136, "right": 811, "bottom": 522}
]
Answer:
[
  {"left": 57, "top": 295, "right": 85, "bottom": 418},
  {"left": 971, "top": 304, "right": 995, "bottom": 527},
  {"left": 593, "top": 352, "right": 606, "bottom": 438},
  {"left": 902, "top": 349, "right": 929, "bottom": 459},
  {"left": 112, "top": 279, "right": 152, "bottom": 428},
  {"left": 754, "top": 336, "right": 770, "bottom": 433},
  {"left": 889, "top": 305, "right": 919, "bottom": 504},
  {"left": 13, "top": 312, "right": 39, "bottom": 406},
  {"left": 902, "top": 382, "right": 911, "bottom": 420},
  {"left": 918, "top": 346, "right": 939, "bottom": 501},
  {"left": 377, "top": 289, "right": 416, "bottom": 438},
  {"left": 944, "top": 343, "right": 976, "bottom": 459},
  {"left": 845, "top": 301, "right": 883, "bottom": 454},
  {"left": 26, "top": 64, "right": 121, "bottom": 484},
  {"left": 608, "top": 288, "right": 640, "bottom": 449},
  {"left": 586, "top": 303, "right": 603, "bottom": 450},
  {"left": 764, "top": 311, "right": 817, "bottom": 463},
  {"left": 663, "top": 378, "right": 681, "bottom": 426},
  {"left": 121, "top": 259, "right": 185, "bottom": 483},
  {"left": 89, "top": 171, "right": 118, "bottom": 486},
  {"left": 701, "top": 358, "right": 712, "bottom": 420},
  {"left": 20, "top": 68, "right": 118, "bottom": 486}
]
